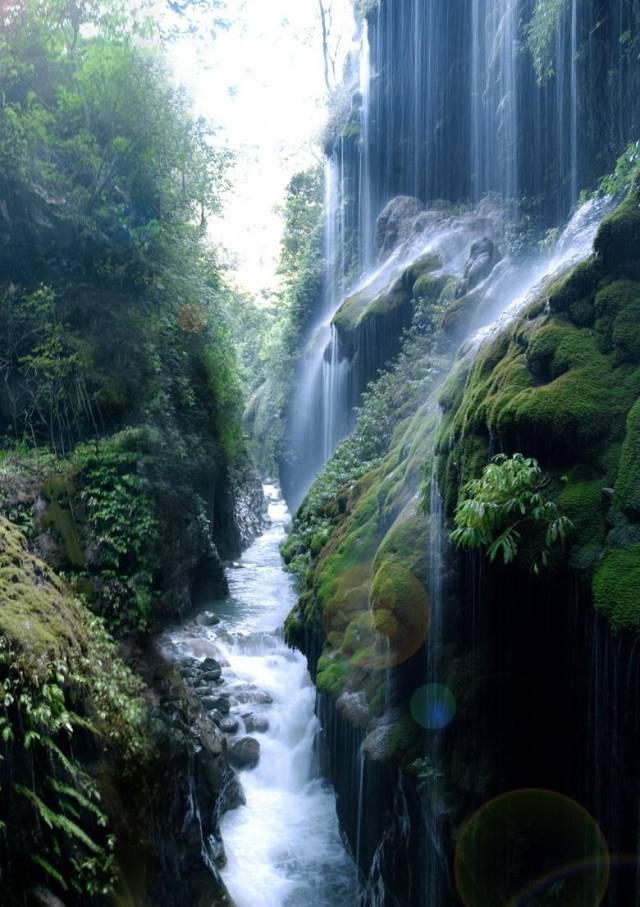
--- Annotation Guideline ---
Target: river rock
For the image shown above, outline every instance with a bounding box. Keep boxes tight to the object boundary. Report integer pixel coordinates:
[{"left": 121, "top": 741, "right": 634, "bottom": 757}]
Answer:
[
  {"left": 200, "top": 656, "right": 222, "bottom": 674},
  {"left": 233, "top": 686, "right": 273, "bottom": 705},
  {"left": 242, "top": 712, "right": 269, "bottom": 733},
  {"left": 219, "top": 770, "right": 246, "bottom": 812},
  {"left": 229, "top": 736, "right": 261, "bottom": 770},
  {"left": 219, "top": 716, "right": 240, "bottom": 734}
]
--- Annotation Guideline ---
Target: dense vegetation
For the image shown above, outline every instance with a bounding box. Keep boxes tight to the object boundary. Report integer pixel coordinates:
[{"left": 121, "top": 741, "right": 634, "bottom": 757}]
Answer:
[
  {"left": 0, "top": 0, "right": 256, "bottom": 636},
  {"left": 0, "top": 0, "right": 258, "bottom": 901}
]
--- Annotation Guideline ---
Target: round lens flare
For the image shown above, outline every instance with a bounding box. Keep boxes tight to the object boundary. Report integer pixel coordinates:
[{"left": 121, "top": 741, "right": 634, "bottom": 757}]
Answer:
[
  {"left": 454, "top": 790, "right": 609, "bottom": 907},
  {"left": 321, "top": 562, "right": 431, "bottom": 671},
  {"left": 410, "top": 684, "right": 456, "bottom": 730}
]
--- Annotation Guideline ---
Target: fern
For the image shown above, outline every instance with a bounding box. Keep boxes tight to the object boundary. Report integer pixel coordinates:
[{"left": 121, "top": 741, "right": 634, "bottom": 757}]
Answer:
[
  {"left": 32, "top": 854, "right": 69, "bottom": 891},
  {"left": 15, "top": 785, "right": 102, "bottom": 853}
]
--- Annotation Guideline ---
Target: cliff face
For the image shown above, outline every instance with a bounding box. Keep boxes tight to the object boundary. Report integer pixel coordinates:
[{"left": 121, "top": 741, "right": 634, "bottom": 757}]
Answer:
[
  {"left": 284, "top": 178, "right": 640, "bottom": 904},
  {"left": 0, "top": 519, "right": 238, "bottom": 907}
]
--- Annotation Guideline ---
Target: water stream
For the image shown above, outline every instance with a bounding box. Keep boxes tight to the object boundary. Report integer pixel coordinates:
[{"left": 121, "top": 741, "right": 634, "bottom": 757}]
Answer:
[{"left": 161, "top": 485, "right": 357, "bottom": 906}]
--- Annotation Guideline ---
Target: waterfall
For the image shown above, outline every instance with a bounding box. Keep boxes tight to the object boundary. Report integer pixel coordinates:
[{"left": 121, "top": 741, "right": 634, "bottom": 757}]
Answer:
[
  {"left": 359, "top": 19, "right": 374, "bottom": 270},
  {"left": 470, "top": 0, "right": 519, "bottom": 201},
  {"left": 285, "top": 154, "right": 353, "bottom": 510},
  {"left": 421, "top": 466, "right": 451, "bottom": 905},
  {"left": 570, "top": 0, "right": 579, "bottom": 207}
]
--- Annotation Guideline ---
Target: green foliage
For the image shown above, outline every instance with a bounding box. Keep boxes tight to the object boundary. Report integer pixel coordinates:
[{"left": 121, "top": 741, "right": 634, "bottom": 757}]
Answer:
[
  {"left": 0, "top": 519, "right": 146, "bottom": 899},
  {"left": 72, "top": 436, "right": 161, "bottom": 636},
  {"left": 451, "top": 454, "right": 572, "bottom": 574},
  {"left": 595, "top": 141, "right": 640, "bottom": 199},
  {"left": 0, "top": 0, "right": 246, "bottom": 471},
  {"left": 526, "top": 0, "right": 571, "bottom": 84}
]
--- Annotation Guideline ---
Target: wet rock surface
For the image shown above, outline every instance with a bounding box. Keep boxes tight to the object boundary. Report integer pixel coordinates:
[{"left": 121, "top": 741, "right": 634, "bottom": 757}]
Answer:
[{"left": 229, "top": 736, "right": 261, "bottom": 770}]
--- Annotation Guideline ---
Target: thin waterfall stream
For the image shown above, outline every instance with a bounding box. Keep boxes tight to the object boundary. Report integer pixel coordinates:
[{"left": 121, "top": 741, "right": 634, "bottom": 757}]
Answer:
[{"left": 159, "top": 486, "right": 357, "bottom": 906}]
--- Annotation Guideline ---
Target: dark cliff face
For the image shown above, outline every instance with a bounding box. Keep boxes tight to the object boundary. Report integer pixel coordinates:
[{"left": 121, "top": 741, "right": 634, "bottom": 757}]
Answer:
[
  {"left": 361, "top": 0, "right": 640, "bottom": 224},
  {"left": 106, "top": 653, "right": 237, "bottom": 907}
]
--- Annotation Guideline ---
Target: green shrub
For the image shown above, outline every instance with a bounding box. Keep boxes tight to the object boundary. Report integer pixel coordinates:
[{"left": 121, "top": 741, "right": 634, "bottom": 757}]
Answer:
[{"left": 451, "top": 454, "right": 572, "bottom": 574}]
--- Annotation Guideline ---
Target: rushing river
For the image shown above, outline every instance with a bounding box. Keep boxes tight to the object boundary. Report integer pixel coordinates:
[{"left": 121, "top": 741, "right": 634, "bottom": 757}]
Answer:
[{"left": 164, "top": 484, "right": 357, "bottom": 907}]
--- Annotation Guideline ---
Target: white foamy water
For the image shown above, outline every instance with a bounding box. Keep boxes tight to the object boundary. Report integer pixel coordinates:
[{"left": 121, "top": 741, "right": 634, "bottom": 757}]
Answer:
[{"left": 163, "top": 485, "right": 357, "bottom": 907}]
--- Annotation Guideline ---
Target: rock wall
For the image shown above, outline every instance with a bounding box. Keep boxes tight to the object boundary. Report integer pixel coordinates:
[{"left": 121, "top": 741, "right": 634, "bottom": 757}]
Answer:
[{"left": 285, "top": 179, "right": 640, "bottom": 904}]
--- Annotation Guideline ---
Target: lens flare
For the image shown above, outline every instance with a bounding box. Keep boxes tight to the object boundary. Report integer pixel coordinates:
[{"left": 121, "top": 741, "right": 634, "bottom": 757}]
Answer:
[
  {"left": 321, "top": 561, "right": 431, "bottom": 671},
  {"left": 410, "top": 684, "right": 456, "bottom": 730},
  {"left": 455, "top": 789, "right": 609, "bottom": 907}
]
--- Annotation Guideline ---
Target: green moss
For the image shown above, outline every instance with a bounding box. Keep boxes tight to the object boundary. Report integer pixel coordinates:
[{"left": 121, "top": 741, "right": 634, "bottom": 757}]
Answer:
[
  {"left": 593, "top": 545, "right": 640, "bottom": 631},
  {"left": 449, "top": 316, "right": 640, "bottom": 465},
  {"left": 594, "top": 280, "right": 640, "bottom": 359},
  {"left": 41, "top": 472, "right": 84, "bottom": 568},
  {"left": 0, "top": 518, "right": 89, "bottom": 672},
  {"left": 442, "top": 290, "right": 480, "bottom": 337},
  {"left": 548, "top": 257, "right": 603, "bottom": 315},
  {"left": 558, "top": 475, "right": 608, "bottom": 566},
  {"left": 616, "top": 398, "right": 640, "bottom": 517},
  {"left": 316, "top": 650, "right": 350, "bottom": 697},
  {"left": 403, "top": 252, "right": 442, "bottom": 287},
  {"left": 595, "top": 176, "right": 640, "bottom": 275}
]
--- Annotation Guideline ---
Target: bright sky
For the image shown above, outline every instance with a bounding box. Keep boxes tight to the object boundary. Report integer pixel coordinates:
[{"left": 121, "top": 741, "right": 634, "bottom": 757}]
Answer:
[{"left": 168, "top": 0, "right": 355, "bottom": 295}]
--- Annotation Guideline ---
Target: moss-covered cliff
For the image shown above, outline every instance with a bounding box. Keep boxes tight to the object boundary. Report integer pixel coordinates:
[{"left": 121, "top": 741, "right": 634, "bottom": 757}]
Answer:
[
  {"left": 284, "top": 174, "right": 640, "bottom": 902},
  {"left": 439, "top": 175, "right": 640, "bottom": 631}
]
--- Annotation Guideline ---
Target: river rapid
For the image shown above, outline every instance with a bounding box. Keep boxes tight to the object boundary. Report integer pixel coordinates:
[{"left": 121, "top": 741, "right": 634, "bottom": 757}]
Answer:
[{"left": 161, "top": 484, "right": 357, "bottom": 907}]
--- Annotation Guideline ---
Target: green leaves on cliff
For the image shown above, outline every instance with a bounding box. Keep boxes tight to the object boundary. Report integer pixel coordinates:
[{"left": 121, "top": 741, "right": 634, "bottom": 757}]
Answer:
[
  {"left": 526, "top": 0, "right": 571, "bottom": 84},
  {"left": 452, "top": 454, "right": 572, "bottom": 574}
]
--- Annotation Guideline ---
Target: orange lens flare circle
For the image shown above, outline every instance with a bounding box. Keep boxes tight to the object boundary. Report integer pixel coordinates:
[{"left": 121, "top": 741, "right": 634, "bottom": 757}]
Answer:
[{"left": 454, "top": 789, "right": 609, "bottom": 907}]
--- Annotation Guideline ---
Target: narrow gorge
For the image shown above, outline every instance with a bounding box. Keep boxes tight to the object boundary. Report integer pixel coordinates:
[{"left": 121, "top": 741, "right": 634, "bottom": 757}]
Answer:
[{"left": 1, "top": 1, "right": 640, "bottom": 906}]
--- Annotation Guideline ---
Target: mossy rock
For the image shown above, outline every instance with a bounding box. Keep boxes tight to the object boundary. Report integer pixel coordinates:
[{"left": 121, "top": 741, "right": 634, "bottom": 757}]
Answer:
[
  {"left": 403, "top": 252, "right": 443, "bottom": 288},
  {"left": 593, "top": 279, "right": 640, "bottom": 363},
  {"left": 593, "top": 545, "right": 640, "bottom": 632},
  {"left": 41, "top": 470, "right": 84, "bottom": 568},
  {"left": 413, "top": 272, "right": 450, "bottom": 306},
  {"left": 595, "top": 176, "right": 640, "bottom": 275},
  {"left": 333, "top": 251, "right": 442, "bottom": 350},
  {"left": 615, "top": 398, "right": 640, "bottom": 517},
  {"left": 317, "top": 649, "right": 350, "bottom": 697},
  {"left": 548, "top": 257, "right": 603, "bottom": 315},
  {"left": 0, "top": 517, "right": 89, "bottom": 671},
  {"left": 558, "top": 473, "right": 609, "bottom": 568}
]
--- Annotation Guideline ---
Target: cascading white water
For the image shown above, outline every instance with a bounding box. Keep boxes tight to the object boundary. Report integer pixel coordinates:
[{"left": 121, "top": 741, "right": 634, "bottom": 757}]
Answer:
[
  {"left": 163, "top": 486, "right": 356, "bottom": 906},
  {"left": 469, "top": 193, "right": 615, "bottom": 350},
  {"left": 471, "top": 0, "right": 519, "bottom": 201},
  {"left": 359, "top": 19, "right": 374, "bottom": 270}
]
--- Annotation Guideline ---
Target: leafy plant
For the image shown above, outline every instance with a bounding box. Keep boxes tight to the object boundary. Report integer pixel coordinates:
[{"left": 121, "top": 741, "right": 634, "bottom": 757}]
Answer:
[
  {"left": 451, "top": 454, "right": 572, "bottom": 574},
  {"left": 526, "top": 0, "right": 571, "bottom": 84}
]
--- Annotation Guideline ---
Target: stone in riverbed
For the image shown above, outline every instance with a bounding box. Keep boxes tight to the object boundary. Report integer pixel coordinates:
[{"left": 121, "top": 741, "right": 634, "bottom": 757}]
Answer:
[
  {"left": 229, "top": 736, "right": 260, "bottom": 770},
  {"left": 219, "top": 716, "right": 240, "bottom": 734},
  {"left": 233, "top": 686, "right": 273, "bottom": 705},
  {"left": 242, "top": 713, "right": 269, "bottom": 733}
]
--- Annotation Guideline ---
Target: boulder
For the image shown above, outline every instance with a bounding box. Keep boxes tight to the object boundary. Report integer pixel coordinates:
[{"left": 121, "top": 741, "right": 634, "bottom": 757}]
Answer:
[
  {"left": 456, "top": 237, "right": 501, "bottom": 298},
  {"left": 375, "top": 195, "right": 425, "bottom": 260},
  {"left": 229, "top": 736, "right": 261, "bottom": 770},
  {"left": 233, "top": 687, "right": 273, "bottom": 705},
  {"left": 243, "top": 713, "right": 269, "bottom": 733},
  {"left": 219, "top": 716, "right": 240, "bottom": 734}
]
